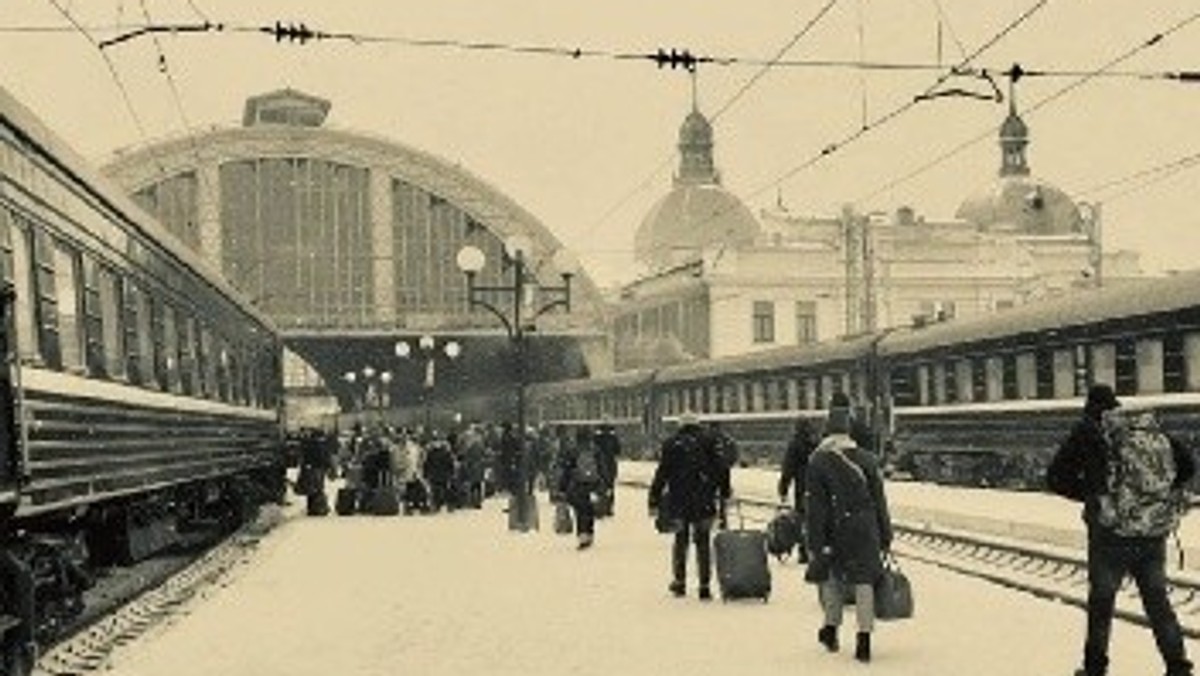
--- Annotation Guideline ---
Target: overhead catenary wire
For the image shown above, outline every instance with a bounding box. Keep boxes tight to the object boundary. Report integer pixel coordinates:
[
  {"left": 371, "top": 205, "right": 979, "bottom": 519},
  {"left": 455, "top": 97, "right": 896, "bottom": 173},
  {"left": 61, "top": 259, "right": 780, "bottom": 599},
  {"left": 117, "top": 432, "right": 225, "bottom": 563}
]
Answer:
[{"left": 855, "top": 7, "right": 1200, "bottom": 206}]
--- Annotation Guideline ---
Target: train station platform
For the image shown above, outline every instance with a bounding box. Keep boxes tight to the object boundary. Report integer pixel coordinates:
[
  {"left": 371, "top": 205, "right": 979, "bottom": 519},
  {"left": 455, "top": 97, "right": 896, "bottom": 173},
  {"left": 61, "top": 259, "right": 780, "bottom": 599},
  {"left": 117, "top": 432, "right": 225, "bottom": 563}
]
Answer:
[
  {"left": 621, "top": 461, "right": 1200, "bottom": 573},
  {"left": 95, "top": 482, "right": 1190, "bottom": 676}
]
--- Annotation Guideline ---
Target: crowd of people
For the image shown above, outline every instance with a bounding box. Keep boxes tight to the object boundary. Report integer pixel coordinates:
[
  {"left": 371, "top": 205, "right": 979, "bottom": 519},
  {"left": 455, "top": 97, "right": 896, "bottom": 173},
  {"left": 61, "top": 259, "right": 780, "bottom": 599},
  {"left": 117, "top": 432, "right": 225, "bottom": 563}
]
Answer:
[{"left": 290, "top": 383, "right": 1195, "bottom": 673}]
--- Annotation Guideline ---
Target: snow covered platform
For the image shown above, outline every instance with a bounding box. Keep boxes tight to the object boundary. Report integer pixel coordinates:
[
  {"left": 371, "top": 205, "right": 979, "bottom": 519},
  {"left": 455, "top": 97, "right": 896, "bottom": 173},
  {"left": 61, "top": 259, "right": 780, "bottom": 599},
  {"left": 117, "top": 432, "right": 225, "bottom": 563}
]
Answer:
[
  {"left": 97, "top": 483, "right": 1194, "bottom": 676},
  {"left": 622, "top": 461, "right": 1200, "bottom": 572}
]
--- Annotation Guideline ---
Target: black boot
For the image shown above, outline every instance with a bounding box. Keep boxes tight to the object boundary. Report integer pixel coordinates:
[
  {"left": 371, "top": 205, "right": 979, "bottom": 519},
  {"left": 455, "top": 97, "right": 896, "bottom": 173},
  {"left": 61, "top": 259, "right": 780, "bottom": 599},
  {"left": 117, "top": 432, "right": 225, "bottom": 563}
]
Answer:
[
  {"left": 668, "top": 580, "right": 685, "bottom": 598},
  {"left": 855, "top": 632, "right": 871, "bottom": 663},
  {"left": 818, "top": 625, "right": 839, "bottom": 652}
]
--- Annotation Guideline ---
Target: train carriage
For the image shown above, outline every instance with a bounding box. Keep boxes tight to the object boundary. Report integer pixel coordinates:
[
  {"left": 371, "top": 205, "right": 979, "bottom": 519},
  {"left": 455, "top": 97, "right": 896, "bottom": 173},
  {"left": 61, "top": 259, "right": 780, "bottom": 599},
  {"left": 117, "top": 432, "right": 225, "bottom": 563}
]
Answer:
[
  {"left": 528, "top": 368, "right": 657, "bottom": 457},
  {"left": 0, "top": 86, "right": 284, "bottom": 670},
  {"left": 878, "top": 271, "right": 1200, "bottom": 487}
]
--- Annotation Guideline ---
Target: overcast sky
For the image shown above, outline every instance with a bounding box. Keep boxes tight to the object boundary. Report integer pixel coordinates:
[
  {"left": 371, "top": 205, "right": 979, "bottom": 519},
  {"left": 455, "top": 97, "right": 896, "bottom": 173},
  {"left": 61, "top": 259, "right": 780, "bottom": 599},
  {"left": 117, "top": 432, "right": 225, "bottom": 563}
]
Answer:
[{"left": 3, "top": 0, "right": 1199, "bottom": 287}]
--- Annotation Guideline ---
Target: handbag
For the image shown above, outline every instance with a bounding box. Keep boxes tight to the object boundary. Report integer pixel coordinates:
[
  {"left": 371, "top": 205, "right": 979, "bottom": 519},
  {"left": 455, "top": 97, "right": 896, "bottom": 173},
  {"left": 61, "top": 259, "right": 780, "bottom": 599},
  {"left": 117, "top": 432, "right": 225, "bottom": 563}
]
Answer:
[
  {"left": 554, "top": 502, "right": 574, "bottom": 535},
  {"left": 874, "top": 553, "right": 914, "bottom": 620}
]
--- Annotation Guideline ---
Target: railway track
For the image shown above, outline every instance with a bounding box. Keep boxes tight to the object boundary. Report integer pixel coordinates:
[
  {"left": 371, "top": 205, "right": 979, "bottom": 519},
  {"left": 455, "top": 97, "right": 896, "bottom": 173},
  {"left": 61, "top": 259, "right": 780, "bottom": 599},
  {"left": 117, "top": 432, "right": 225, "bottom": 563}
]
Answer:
[
  {"left": 621, "top": 479, "right": 1200, "bottom": 639},
  {"left": 31, "top": 506, "right": 284, "bottom": 676}
]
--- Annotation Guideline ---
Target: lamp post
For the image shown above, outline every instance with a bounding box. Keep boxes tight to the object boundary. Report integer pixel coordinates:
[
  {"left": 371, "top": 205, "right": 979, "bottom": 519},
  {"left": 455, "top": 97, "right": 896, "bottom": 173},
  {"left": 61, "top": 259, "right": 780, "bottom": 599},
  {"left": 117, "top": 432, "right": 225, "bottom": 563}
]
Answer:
[
  {"left": 455, "top": 235, "right": 576, "bottom": 532},
  {"left": 343, "top": 366, "right": 392, "bottom": 425},
  {"left": 395, "top": 335, "right": 462, "bottom": 431}
]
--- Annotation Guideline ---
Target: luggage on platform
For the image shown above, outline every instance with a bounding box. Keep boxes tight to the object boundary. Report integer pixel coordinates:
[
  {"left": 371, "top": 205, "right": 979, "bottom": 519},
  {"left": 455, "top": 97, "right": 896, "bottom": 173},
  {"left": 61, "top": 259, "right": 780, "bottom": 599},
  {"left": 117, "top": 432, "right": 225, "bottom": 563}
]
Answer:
[
  {"left": 593, "top": 490, "right": 614, "bottom": 518},
  {"left": 366, "top": 488, "right": 401, "bottom": 516},
  {"left": 508, "top": 492, "right": 540, "bottom": 532},
  {"left": 306, "top": 490, "right": 330, "bottom": 517},
  {"left": 766, "top": 508, "right": 803, "bottom": 561},
  {"left": 713, "top": 516, "right": 771, "bottom": 601},
  {"left": 335, "top": 487, "right": 359, "bottom": 516},
  {"left": 554, "top": 502, "right": 574, "bottom": 535}
]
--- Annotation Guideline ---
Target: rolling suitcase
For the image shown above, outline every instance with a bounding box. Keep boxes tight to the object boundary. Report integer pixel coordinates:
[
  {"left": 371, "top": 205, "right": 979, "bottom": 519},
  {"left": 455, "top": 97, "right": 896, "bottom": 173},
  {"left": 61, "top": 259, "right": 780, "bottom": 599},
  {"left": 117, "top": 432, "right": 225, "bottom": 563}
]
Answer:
[
  {"left": 306, "top": 490, "right": 330, "bottom": 517},
  {"left": 335, "top": 487, "right": 359, "bottom": 516},
  {"left": 713, "top": 507, "right": 771, "bottom": 601},
  {"left": 366, "top": 488, "right": 401, "bottom": 516}
]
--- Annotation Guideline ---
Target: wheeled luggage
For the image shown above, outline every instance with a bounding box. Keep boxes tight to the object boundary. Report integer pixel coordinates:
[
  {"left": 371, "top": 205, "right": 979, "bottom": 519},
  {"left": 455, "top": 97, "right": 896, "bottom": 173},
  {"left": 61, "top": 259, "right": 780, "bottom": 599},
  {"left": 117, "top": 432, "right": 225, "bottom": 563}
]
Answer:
[
  {"left": 366, "top": 488, "right": 401, "bottom": 516},
  {"left": 713, "top": 521, "right": 771, "bottom": 601},
  {"left": 554, "top": 502, "right": 574, "bottom": 535},
  {"left": 306, "top": 490, "right": 330, "bottom": 517},
  {"left": 335, "top": 487, "right": 359, "bottom": 515}
]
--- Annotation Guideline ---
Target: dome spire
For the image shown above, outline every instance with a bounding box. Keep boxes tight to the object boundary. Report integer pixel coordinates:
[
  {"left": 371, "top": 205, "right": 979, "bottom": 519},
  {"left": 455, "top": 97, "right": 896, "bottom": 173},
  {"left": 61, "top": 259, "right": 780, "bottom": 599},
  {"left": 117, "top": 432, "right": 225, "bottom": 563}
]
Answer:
[
  {"left": 999, "top": 77, "right": 1030, "bottom": 177},
  {"left": 675, "top": 74, "right": 719, "bottom": 185}
]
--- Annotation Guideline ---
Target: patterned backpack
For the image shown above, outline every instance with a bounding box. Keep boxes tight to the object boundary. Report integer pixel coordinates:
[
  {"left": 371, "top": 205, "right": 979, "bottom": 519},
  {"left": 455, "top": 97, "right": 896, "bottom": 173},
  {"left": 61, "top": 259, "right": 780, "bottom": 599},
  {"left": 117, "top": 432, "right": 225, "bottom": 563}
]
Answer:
[{"left": 1098, "top": 415, "right": 1187, "bottom": 537}]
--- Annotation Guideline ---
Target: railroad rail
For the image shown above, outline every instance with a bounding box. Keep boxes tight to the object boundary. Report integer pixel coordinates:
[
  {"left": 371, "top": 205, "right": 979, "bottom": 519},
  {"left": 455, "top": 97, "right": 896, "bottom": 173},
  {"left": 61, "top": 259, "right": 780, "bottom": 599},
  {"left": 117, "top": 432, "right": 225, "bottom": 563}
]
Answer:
[
  {"left": 31, "top": 507, "right": 284, "bottom": 676},
  {"left": 621, "top": 479, "right": 1200, "bottom": 639}
]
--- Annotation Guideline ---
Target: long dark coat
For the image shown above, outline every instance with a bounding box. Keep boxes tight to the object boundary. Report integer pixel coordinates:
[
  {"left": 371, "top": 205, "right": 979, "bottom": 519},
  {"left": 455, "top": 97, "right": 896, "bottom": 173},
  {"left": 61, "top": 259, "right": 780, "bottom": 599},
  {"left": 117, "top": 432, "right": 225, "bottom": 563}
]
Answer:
[
  {"left": 805, "top": 435, "right": 892, "bottom": 585},
  {"left": 648, "top": 425, "right": 730, "bottom": 523}
]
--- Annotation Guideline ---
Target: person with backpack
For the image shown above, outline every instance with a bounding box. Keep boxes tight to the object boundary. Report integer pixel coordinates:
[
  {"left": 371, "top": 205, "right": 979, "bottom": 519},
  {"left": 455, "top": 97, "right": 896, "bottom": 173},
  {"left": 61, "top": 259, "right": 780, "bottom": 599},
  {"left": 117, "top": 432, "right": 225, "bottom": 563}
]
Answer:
[
  {"left": 1048, "top": 386, "right": 1195, "bottom": 676},
  {"left": 557, "top": 426, "right": 600, "bottom": 549},
  {"left": 648, "top": 412, "right": 730, "bottom": 600},
  {"left": 805, "top": 398, "right": 892, "bottom": 663}
]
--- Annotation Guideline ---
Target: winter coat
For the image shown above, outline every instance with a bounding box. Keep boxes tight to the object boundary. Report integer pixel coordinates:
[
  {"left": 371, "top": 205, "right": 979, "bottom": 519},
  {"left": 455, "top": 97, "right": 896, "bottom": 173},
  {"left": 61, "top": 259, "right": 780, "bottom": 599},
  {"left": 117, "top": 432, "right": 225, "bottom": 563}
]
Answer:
[
  {"left": 556, "top": 436, "right": 599, "bottom": 501},
  {"left": 778, "top": 424, "right": 820, "bottom": 510},
  {"left": 458, "top": 430, "right": 487, "bottom": 483},
  {"left": 805, "top": 434, "right": 892, "bottom": 585},
  {"left": 648, "top": 425, "right": 731, "bottom": 523},
  {"left": 423, "top": 441, "right": 456, "bottom": 483},
  {"left": 594, "top": 428, "right": 621, "bottom": 487}
]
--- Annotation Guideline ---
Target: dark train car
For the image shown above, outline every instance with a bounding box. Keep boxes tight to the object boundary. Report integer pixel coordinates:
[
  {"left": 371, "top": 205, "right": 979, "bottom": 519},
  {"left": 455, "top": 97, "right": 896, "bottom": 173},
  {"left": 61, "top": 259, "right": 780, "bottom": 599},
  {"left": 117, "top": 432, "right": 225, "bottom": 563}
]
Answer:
[
  {"left": 878, "top": 272, "right": 1200, "bottom": 488},
  {"left": 0, "top": 86, "right": 283, "bottom": 668},
  {"left": 527, "top": 368, "right": 656, "bottom": 458},
  {"left": 652, "top": 335, "right": 880, "bottom": 465}
]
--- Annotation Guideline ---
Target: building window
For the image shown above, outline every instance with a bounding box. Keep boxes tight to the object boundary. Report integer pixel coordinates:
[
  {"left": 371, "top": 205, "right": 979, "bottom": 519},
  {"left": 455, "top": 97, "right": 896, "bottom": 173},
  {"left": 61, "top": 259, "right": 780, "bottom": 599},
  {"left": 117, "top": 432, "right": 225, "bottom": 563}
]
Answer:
[
  {"left": 752, "top": 301, "right": 775, "bottom": 344},
  {"left": 795, "top": 301, "right": 817, "bottom": 344}
]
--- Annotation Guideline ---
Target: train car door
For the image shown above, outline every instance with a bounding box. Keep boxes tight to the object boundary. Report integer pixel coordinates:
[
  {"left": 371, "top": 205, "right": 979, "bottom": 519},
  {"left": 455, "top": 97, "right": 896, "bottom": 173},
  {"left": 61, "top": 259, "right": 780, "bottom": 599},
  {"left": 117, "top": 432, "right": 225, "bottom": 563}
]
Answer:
[{"left": 0, "top": 284, "right": 20, "bottom": 501}]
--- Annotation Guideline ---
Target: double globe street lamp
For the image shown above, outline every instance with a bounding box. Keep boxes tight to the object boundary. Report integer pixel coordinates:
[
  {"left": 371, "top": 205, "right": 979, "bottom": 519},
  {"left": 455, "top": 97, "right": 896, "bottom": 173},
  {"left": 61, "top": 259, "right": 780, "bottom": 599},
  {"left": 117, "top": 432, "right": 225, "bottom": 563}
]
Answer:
[
  {"left": 455, "top": 235, "right": 577, "bottom": 532},
  {"left": 343, "top": 366, "right": 393, "bottom": 423},
  {"left": 395, "top": 335, "right": 462, "bottom": 431}
]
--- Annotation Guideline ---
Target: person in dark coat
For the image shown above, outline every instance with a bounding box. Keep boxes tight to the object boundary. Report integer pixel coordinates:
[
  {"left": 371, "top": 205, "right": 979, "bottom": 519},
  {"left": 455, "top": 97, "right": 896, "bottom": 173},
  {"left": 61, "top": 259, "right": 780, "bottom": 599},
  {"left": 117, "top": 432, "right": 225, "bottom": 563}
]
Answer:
[
  {"left": 422, "top": 431, "right": 457, "bottom": 512},
  {"left": 1047, "top": 386, "right": 1195, "bottom": 676},
  {"left": 557, "top": 426, "right": 599, "bottom": 549},
  {"left": 648, "top": 412, "right": 730, "bottom": 601},
  {"left": 778, "top": 416, "right": 820, "bottom": 512},
  {"left": 805, "top": 401, "right": 892, "bottom": 663},
  {"left": 458, "top": 424, "right": 487, "bottom": 509},
  {"left": 594, "top": 423, "right": 621, "bottom": 517}
]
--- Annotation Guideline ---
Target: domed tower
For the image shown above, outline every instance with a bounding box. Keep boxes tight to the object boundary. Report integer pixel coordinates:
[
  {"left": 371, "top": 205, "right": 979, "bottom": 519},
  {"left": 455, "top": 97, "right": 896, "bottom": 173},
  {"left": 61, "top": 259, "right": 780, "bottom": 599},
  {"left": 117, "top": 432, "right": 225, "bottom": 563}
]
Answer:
[
  {"left": 956, "top": 92, "right": 1083, "bottom": 235},
  {"left": 634, "top": 102, "right": 760, "bottom": 272}
]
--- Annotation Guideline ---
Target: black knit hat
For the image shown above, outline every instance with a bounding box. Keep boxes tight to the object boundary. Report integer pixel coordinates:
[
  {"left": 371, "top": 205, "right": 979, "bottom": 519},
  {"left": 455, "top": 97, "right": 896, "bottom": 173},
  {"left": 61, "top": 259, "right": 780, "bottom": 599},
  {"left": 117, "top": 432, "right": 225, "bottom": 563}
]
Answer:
[{"left": 1084, "top": 384, "right": 1119, "bottom": 419}]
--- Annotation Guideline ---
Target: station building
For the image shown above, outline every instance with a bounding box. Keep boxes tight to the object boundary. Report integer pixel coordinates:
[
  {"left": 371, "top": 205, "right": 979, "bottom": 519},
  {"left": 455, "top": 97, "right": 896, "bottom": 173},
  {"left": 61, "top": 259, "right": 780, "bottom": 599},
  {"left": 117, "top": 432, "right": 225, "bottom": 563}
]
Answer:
[
  {"left": 611, "top": 97, "right": 1142, "bottom": 370},
  {"left": 102, "top": 90, "right": 610, "bottom": 424}
]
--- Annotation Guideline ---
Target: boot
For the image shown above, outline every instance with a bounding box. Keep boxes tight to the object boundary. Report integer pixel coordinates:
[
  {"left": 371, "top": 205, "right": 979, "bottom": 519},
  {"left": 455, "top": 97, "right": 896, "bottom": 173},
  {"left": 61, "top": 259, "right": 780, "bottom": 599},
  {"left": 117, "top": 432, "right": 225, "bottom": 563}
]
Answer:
[
  {"left": 855, "top": 632, "right": 871, "bottom": 663},
  {"left": 698, "top": 586, "right": 712, "bottom": 601},
  {"left": 668, "top": 580, "right": 685, "bottom": 598},
  {"left": 577, "top": 533, "right": 594, "bottom": 550},
  {"left": 818, "top": 625, "right": 839, "bottom": 653}
]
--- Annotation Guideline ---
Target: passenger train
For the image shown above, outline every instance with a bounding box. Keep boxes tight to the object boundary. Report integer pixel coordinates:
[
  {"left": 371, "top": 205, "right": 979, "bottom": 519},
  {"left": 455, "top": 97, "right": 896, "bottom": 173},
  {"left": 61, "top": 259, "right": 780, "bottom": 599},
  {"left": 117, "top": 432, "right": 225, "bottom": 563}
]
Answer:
[
  {"left": 530, "top": 271, "right": 1200, "bottom": 492},
  {"left": 0, "top": 88, "right": 284, "bottom": 671}
]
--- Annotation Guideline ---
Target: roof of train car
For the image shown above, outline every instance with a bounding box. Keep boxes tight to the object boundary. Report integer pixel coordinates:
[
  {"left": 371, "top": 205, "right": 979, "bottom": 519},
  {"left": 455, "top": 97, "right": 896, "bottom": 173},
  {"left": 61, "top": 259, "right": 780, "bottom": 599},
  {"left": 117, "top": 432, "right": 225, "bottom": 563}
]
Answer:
[
  {"left": 879, "top": 270, "right": 1200, "bottom": 356},
  {"left": 529, "top": 368, "right": 656, "bottom": 396},
  {"left": 0, "top": 86, "right": 276, "bottom": 334},
  {"left": 655, "top": 333, "right": 879, "bottom": 384}
]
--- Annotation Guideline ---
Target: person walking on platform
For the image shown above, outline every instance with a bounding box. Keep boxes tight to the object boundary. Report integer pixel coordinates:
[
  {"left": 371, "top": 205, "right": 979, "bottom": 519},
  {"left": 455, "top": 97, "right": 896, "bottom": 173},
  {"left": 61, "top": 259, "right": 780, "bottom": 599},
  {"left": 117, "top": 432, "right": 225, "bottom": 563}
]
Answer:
[
  {"left": 805, "top": 399, "right": 892, "bottom": 663},
  {"left": 648, "top": 412, "right": 730, "bottom": 601},
  {"left": 1047, "top": 385, "right": 1195, "bottom": 676},
  {"left": 777, "top": 416, "right": 820, "bottom": 561},
  {"left": 594, "top": 422, "right": 621, "bottom": 518},
  {"left": 557, "top": 426, "right": 600, "bottom": 549}
]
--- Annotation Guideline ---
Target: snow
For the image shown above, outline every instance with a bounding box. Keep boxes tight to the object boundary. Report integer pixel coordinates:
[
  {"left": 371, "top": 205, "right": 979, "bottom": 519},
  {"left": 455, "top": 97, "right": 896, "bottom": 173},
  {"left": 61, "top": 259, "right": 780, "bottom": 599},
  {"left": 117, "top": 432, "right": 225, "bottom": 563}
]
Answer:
[{"left": 100, "top": 481, "right": 1198, "bottom": 676}]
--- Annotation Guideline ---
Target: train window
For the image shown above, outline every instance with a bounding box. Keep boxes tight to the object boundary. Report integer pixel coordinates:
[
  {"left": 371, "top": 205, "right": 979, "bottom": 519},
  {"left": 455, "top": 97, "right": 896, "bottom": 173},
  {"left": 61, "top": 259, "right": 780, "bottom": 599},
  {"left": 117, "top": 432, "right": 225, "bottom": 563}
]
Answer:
[
  {"left": 31, "top": 229, "right": 60, "bottom": 369},
  {"left": 1074, "top": 345, "right": 1090, "bottom": 394},
  {"left": 1002, "top": 355, "right": 1019, "bottom": 400},
  {"left": 804, "top": 377, "right": 817, "bottom": 410},
  {"left": 0, "top": 208, "right": 12, "bottom": 283},
  {"left": 707, "top": 385, "right": 718, "bottom": 414},
  {"left": 1114, "top": 338, "right": 1137, "bottom": 396},
  {"left": 915, "top": 365, "right": 929, "bottom": 406},
  {"left": 941, "top": 361, "right": 957, "bottom": 404},
  {"left": 1052, "top": 349, "right": 1075, "bottom": 399},
  {"left": 1091, "top": 343, "right": 1116, "bottom": 392},
  {"left": 888, "top": 366, "right": 917, "bottom": 407},
  {"left": 80, "top": 257, "right": 104, "bottom": 376},
  {"left": 121, "top": 279, "right": 141, "bottom": 384},
  {"left": 1135, "top": 338, "right": 1164, "bottom": 395},
  {"left": 955, "top": 359, "right": 973, "bottom": 403},
  {"left": 162, "top": 307, "right": 180, "bottom": 393},
  {"left": 932, "top": 362, "right": 947, "bottom": 405},
  {"left": 750, "top": 381, "right": 763, "bottom": 412},
  {"left": 178, "top": 312, "right": 195, "bottom": 395},
  {"left": 197, "top": 324, "right": 213, "bottom": 398},
  {"left": 149, "top": 299, "right": 167, "bottom": 391},
  {"left": 1035, "top": 349, "right": 1055, "bottom": 399},
  {"left": 1015, "top": 353, "right": 1036, "bottom": 400},
  {"left": 1163, "top": 333, "right": 1186, "bottom": 393},
  {"left": 971, "top": 358, "right": 987, "bottom": 402},
  {"left": 97, "top": 266, "right": 124, "bottom": 378},
  {"left": 985, "top": 356, "right": 1004, "bottom": 402},
  {"left": 821, "top": 374, "right": 835, "bottom": 405},
  {"left": 52, "top": 243, "right": 83, "bottom": 372},
  {"left": 7, "top": 216, "right": 37, "bottom": 361},
  {"left": 1185, "top": 334, "right": 1200, "bottom": 391}
]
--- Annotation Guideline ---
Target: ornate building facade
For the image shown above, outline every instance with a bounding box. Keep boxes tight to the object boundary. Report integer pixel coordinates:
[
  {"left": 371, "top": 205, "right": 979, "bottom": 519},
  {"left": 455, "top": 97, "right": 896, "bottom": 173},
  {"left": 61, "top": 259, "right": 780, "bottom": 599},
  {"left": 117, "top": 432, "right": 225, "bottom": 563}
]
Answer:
[{"left": 612, "top": 98, "right": 1141, "bottom": 370}]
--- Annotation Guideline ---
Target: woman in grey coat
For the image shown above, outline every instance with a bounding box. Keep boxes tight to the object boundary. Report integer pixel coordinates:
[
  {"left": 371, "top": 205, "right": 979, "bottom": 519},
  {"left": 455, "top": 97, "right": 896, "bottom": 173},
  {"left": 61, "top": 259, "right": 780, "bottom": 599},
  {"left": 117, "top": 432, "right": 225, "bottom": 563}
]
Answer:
[{"left": 805, "top": 402, "right": 892, "bottom": 663}]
